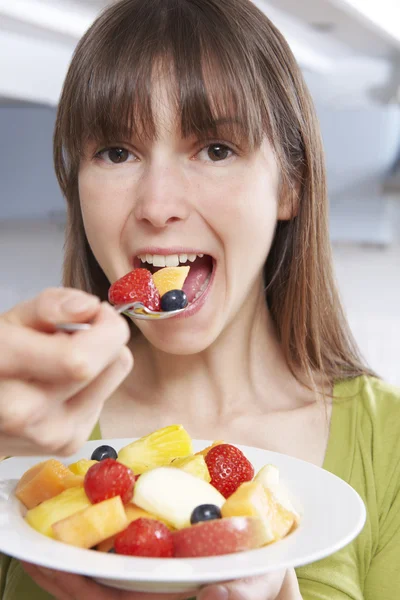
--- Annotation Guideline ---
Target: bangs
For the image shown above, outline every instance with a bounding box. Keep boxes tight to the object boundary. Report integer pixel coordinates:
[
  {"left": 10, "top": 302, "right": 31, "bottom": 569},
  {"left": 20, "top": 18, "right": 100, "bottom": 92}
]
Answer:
[{"left": 59, "top": 0, "right": 267, "bottom": 160}]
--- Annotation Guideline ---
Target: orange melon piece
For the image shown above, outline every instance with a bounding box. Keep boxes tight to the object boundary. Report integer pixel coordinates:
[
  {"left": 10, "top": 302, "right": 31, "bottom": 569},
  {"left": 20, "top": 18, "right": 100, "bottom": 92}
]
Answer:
[
  {"left": 152, "top": 266, "right": 190, "bottom": 297},
  {"left": 16, "top": 459, "right": 83, "bottom": 509},
  {"left": 196, "top": 441, "right": 224, "bottom": 457},
  {"left": 96, "top": 503, "right": 172, "bottom": 552},
  {"left": 52, "top": 496, "right": 128, "bottom": 549}
]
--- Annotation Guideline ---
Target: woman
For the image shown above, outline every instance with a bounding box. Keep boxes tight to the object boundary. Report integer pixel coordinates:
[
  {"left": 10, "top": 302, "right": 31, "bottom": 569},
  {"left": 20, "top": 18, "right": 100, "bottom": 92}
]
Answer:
[{"left": 1, "top": 0, "right": 399, "bottom": 598}]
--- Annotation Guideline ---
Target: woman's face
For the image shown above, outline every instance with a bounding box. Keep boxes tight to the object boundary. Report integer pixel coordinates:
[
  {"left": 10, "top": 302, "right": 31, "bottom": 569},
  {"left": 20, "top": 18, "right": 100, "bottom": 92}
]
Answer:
[{"left": 79, "top": 82, "right": 285, "bottom": 354}]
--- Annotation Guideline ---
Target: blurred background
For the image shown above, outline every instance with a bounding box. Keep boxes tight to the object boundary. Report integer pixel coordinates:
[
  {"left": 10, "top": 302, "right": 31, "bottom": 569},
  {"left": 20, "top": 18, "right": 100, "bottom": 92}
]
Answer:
[{"left": 0, "top": 0, "right": 399, "bottom": 385}]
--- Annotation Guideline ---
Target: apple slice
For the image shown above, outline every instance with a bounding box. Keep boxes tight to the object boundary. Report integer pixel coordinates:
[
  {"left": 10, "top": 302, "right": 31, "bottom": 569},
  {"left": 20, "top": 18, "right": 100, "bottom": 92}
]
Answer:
[
  {"left": 173, "top": 516, "right": 272, "bottom": 557},
  {"left": 133, "top": 467, "right": 225, "bottom": 529},
  {"left": 52, "top": 496, "right": 128, "bottom": 549}
]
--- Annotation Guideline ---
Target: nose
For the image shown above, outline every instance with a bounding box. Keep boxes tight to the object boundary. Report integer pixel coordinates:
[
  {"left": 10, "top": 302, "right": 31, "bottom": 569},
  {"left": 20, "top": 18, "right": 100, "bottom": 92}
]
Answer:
[{"left": 134, "top": 161, "right": 191, "bottom": 229}]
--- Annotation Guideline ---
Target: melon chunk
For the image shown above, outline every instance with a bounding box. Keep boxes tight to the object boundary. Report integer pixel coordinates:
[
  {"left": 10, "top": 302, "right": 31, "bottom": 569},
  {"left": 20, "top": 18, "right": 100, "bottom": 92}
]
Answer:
[
  {"left": 16, "top": 459, "right": 83, "bottom": 509},
  {"left": 25, "top": 487, "right": 91, "bottom": 538},
  {"left": 52, "top": 496, "right": 128, "bottom": 549},
  {"left": 152, "top": 266, "right": 190, "bottom": 297}
]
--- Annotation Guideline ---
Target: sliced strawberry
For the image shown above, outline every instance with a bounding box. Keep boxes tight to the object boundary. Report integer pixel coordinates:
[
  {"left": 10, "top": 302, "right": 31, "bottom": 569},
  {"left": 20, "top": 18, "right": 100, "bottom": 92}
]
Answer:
[
  {"left": 114, "top": 518, "right": 174, "bottom": 557},
  {"left": 108, "top": 269, "right": 161, "bottom": 311},
  {"left": 205, "top": 444, "right": 254, "bottom": 498},
  {"left": 84, "top": 459, "right": 135, "bottom": 505}
]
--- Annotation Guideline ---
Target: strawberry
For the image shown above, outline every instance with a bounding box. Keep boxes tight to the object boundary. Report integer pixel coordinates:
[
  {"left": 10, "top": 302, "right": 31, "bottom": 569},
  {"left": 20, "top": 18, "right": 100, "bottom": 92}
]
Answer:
[
  {"left": 108, "top": 269, "right": 161, "bottom": 311},
  {"left": 114, "top": 518, "right": 174, "bottom": 557},
  {"left": 84, "top": 459, "right": 135, "bottom": 505},
  {"left": 204, "top": 444, "right": 254, "bottom": 498}
]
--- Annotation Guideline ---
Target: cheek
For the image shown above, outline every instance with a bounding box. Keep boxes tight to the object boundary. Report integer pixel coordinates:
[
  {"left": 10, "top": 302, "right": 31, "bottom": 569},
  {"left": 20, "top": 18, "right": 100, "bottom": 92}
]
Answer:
[
  {"left": 200, "top": 166, "right": 279, "bottom": 253},
  {"left": 78, "top": 169, "right": 129, "bottom": 275}
]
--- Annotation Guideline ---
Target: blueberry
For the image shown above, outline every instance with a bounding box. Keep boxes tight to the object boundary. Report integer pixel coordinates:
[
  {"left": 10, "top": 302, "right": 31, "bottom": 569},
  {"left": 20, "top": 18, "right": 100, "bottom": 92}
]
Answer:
[
  {"left": 91, "top": 445, "right": 118, "bottom": 461},
  {"left": 190, "top": 504, "right": 222, "bottom": 525},
  {"left": 161, "top": 289, "right": 188, "bottom": 312},
  {"left": 108, "top": 547, "right": 116, "bottom": 553}
]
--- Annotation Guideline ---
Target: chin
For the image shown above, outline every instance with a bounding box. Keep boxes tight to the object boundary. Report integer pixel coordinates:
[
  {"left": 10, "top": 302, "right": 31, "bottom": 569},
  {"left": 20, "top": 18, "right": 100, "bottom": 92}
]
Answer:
[{"left": 137, "top": 320, "right": 222, "bottom": 355}]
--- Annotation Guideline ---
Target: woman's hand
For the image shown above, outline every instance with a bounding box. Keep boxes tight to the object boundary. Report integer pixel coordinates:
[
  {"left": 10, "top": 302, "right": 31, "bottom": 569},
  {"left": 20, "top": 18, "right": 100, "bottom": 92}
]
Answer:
[
  {"left": 21, "top": 563, "right": 302, "bottom": 600},
  {"left": 0, "top": 287, "right": 133, "bottom": 457}
]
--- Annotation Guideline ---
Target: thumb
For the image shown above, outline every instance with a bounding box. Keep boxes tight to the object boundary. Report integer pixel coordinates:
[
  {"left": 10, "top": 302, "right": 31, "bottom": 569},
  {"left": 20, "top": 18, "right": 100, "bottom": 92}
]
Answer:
[{"left": 198, "top": 572, "right": 285, "bottom": 600}]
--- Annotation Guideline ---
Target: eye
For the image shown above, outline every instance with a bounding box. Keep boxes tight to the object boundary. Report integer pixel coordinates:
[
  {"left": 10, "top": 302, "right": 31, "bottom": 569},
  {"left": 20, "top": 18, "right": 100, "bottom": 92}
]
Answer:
[
  {"left": 95, "top": 147, "right": 135, "bottom": 164},
  {"left": 198, "top": 143, "right": 235, "bottom": 163}
]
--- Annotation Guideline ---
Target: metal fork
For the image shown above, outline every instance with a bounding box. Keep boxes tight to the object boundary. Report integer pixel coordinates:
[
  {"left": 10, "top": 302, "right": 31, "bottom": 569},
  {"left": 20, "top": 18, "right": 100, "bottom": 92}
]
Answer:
[{"left": 55, "top": 302, "right": 186, "bottom": 333}]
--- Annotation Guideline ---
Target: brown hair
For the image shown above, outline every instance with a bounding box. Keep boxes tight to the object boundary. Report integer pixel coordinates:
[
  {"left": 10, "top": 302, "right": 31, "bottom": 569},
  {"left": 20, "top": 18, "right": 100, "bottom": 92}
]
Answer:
[{"left": 54, "top": 0, "right": 373, "bottom": 386}]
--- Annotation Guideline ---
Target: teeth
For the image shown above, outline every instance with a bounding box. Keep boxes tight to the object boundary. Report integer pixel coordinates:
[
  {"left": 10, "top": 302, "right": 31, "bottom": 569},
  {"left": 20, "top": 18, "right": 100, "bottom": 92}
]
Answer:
[
  {"left": 165, "top": 254, "right": 180, "bottom": 267},
  {"left": 137, "top": 253, "right": 207, "bottom": 266},
  {"left": 153, "top": 254, "right": 166, "bottom": 268}
]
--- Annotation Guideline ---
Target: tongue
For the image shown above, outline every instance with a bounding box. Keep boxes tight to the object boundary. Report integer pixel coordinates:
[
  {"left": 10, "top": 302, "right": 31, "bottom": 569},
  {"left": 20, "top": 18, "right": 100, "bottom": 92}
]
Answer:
[{"left": 182, "top": 256, "right": 213, "bottom": 303}]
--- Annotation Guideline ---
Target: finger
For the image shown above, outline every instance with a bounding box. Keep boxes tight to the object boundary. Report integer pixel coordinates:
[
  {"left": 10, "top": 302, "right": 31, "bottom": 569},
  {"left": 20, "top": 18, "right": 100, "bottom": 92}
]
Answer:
[
  {"left": 3, "top": 288, "right": 101, "bottom": 331},
  {"left": 21, "top": 562, "right": 71, "bottom": 600},
  {"left": 198, "top": 573, "right": 283, "bottom": 600},
  {"left": 23, "top": 348, "right": 134, "bottom": 456},
  {"left": 0, "top": 302, "right": 129, "bottom": 383}
]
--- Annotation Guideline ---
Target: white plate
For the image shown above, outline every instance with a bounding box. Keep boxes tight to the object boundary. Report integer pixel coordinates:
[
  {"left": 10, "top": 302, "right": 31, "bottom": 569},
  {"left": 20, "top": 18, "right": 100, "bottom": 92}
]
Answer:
[{"left": 0, "top": 439, "right": 366, "bottom": 594}]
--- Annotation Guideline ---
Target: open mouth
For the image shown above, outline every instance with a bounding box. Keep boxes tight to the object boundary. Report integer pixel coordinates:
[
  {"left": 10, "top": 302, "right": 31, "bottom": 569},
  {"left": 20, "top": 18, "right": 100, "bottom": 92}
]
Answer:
[{"left": 133, "top": 253, "right": 214, "bottom": 306}]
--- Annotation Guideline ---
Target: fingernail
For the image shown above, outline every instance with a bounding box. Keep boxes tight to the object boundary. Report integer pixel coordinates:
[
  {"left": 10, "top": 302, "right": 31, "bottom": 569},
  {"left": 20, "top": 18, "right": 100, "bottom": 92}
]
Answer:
[
  {"left": 198, "top": 585, "right": 228, "bottom": 600},
  {"left": 62, "top": 294, "right": 99, "bottom": 314}
]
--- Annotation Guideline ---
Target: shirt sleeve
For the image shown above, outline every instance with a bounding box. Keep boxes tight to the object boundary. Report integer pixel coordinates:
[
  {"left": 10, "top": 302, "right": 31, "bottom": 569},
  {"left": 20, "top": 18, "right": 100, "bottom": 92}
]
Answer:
[{"left": 363, "top": 380, "right": 400, "bottom": 599}]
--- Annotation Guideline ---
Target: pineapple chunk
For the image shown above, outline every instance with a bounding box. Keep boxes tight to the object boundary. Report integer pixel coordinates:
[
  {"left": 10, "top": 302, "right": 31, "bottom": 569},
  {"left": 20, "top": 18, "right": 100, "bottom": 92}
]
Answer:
[
  {"left": 171, "top": 455, "right": 211, "bottom": 482},
  {"left": 25, "top": 487, "right": 91, "bottom": 538},
  {"left": 152, "top": 267, "right": 190, "bottom": 297},
  {"left": 195, "top": 441, "right": 224, "bottom": 457},
  {"left": 52, "top": 496, "right": 128, "bottom": 549},
  {"left": 68, "top": 459, "right": 98, "bottom": 477},
  {"left": 117, "top": 424, "right": 193, "bottom": 474}
]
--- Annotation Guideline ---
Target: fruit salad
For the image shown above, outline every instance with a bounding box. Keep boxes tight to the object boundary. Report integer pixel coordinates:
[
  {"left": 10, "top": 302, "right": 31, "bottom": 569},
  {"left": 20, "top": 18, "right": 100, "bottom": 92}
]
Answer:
[
  {"left": 15, "top": 425, "right": 300, "bottom": 558},
  {"left": 108, "top": 255, "right": 213, "bottom": 313}
]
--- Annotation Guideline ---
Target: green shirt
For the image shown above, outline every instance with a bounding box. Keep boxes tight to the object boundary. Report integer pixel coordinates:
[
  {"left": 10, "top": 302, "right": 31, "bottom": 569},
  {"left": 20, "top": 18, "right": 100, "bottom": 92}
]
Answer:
[{"left": 2, "top": 376, "right": 400, "bottom": 599}]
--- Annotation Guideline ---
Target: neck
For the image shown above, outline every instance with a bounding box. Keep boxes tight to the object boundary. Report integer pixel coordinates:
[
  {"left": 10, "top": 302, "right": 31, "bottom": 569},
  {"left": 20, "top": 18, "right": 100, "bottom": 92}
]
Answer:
[{"left": 125, "top": 291, "right": 315, "bottom": 426}]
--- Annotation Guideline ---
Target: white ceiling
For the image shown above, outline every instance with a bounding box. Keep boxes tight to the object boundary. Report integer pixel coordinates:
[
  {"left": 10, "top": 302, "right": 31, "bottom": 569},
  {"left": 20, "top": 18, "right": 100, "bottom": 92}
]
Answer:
[{"left": 0, "top": 0, "right": 400, "bottom": 106}]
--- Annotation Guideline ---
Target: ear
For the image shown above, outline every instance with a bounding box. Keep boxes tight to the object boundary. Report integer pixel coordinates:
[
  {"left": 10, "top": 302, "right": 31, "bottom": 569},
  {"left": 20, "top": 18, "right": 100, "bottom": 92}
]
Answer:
[{"left": 277, "top": 180, "right": 300, "bottom": 221}]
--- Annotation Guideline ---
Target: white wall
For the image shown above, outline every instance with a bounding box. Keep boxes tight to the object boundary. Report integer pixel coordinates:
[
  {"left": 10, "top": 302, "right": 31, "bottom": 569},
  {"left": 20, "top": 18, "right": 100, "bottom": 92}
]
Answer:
[
  {"left": 0, "top": 107, "right": 64, "bottom": 219},
  {"left": 0, "top": 220, "right": 64, "bottom": 309}
]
